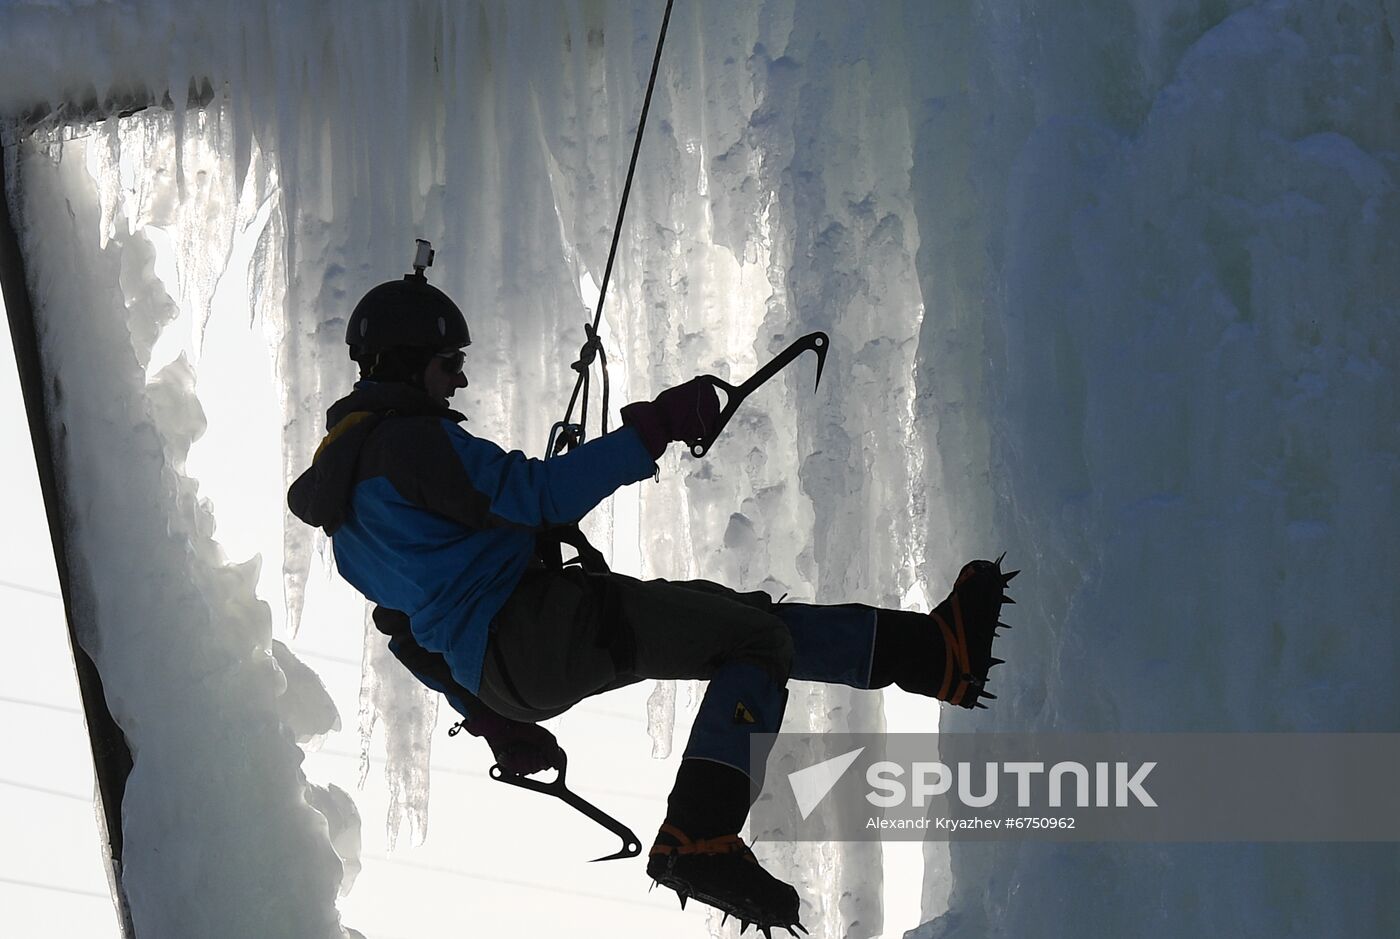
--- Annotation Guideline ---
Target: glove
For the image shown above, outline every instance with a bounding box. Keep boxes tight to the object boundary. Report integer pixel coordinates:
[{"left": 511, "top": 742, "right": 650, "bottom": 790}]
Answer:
[
  {"left": 620, "top": 377, "right": 721, "bottom": 459},
  {"left": 465, "top": 709, "right": 563, "bottom": 776}
]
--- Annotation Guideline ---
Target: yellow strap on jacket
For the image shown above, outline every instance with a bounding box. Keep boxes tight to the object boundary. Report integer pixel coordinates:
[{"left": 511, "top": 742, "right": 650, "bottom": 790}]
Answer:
[{"left": 313, "top": 410, "right": 378, "bottom": 462}]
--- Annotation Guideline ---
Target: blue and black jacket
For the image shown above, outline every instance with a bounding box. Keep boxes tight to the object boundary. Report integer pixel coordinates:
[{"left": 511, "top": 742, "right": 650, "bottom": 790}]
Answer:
[{"left": 287, "top": 380, "right": 656, "bottom": 715}]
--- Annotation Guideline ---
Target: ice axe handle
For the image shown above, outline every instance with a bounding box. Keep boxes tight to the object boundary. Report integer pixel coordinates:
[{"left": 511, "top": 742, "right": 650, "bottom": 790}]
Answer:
[
  {"left": 689, "top": 331, "right": 830, "bottom": 458},
  {"left": 489, "top": 752, "right": 642, "bottom": 862}
]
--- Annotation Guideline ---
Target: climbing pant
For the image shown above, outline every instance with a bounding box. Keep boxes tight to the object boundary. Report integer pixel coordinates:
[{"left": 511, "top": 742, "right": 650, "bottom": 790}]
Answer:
[
  {"left": 478, "top": 569, "right": 793, "bottom": 721},
  {"left": 477, "top": 569, "right": 888, "bottom": 780}
]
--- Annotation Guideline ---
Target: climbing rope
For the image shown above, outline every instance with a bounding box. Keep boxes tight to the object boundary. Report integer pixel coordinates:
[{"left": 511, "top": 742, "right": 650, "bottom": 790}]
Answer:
[{"left": 548, "top": 0, "right": 676, "bottom": 459}]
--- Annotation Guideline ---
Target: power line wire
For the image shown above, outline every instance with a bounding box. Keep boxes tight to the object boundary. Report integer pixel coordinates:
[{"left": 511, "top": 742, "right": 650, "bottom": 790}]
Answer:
[
  {"left": 0, "top": 577, "right": 61, "bottom": 600},
  {"left": 357, "top": 852, "right": 672, "bottom": 913},
  {"left": 0, "top": 693, "right": 81, "bottom": 715},
  {"left": 289, "top": 648, "right": 361, "bottom": 668},
  {"left": 0, "top": 875, "right": 110, "bottom": 901},
  {"left": 0, "top": 777, "right": 91, "bottom": 802},
  {"left": 308, "top": 745, "right": 657, "bottom": 803}
]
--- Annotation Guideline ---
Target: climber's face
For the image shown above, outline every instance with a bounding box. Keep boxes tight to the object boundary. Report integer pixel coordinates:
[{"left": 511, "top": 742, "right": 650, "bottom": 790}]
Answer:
[{"left": 423, "top": 348, "right": 468, "bottom": 402}]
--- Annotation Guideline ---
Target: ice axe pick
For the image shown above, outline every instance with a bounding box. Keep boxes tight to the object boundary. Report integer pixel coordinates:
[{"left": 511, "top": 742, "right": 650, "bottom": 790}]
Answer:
[
  {"left": 489, "top": 751, "right": 641, "bottom": 862},
  {"left": 688, "top": 331, "right": 830, "bottom": 458}
]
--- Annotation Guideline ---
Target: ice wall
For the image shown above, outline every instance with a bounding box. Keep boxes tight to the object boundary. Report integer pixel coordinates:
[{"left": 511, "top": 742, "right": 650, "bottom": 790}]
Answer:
[
  {"left": 904, "top": 1, "right": 1400, "bottom": 936},
  {"left": 3, "top": 1, "right": 1398, "bottom": 938},
  {"left": 8, "top": 115, "right": 346, "bottom": 937}
]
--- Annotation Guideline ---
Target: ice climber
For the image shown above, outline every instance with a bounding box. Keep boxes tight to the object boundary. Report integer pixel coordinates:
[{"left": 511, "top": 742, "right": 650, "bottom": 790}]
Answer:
[{"left": 287, "top": 261, "right": 1016, "bottom": 936}]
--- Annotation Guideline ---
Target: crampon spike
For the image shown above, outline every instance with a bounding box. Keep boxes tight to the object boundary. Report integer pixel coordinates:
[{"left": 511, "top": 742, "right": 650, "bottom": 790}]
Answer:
[
  {"left": 998, "top": 621, "right": 1012, "bottom": 630},
  {"left": 721, "top": 912, "right": 730, "bottom": 926},
  {"left": 981, "top": 691, "right": 997, "bottom": 700},
  {"left": 794, "top": 924, "right": 809, "bottom": 935},
  {"left": 995, "top": 551, "right": 1007, "bottom": 567},
  {"left": 989, "top": 657, "right": 1005, "bottom": 668},
  {"left": 974, "top": 701, "right": 989, "bottom": 709},
  {"left": 762, "top": 927, "right": 774, "bottom": 939},
  {"left": 678, "top": 893, "right": 687, "bottom": 910},
  {"left": 1002, "top": 569, "right": 1021, "bottom": 583},
  {"left": 1001, "top": 594, "right": 1016, "bottom": 604}
]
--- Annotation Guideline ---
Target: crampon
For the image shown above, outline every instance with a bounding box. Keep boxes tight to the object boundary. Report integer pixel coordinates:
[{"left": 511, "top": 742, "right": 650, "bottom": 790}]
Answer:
[
  {"left": 931, "top": 552, "right": 1019, "bottom": 709},
  {"left": 647, "top": 824, "right": 806, "bottom": 937}
]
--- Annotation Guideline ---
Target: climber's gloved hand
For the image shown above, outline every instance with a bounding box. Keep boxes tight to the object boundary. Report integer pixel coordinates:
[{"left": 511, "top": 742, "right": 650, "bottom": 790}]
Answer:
[
  {"left": 620, "top": 377, "right": 721, "bottom": 459},
  {"left": 465, "top": 710, "right": 563, "bottom": 776}
]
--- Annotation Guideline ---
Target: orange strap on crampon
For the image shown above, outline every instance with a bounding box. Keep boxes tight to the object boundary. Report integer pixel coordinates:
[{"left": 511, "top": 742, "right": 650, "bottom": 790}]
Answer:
[
  {"left": 650, "top": 824, "right": 756, "bottom": 861},
  {"left": 930, "top": 607, "right": 974, "bottom": 706},
  {"left": 931, "top": 564, "right": 983, "bottom": 706}
]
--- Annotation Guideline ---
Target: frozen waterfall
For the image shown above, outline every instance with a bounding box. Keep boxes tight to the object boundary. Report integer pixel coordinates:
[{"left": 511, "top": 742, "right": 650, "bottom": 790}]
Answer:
[{"left": 1, "top": 2, "right": 1395, "bottom": 938}]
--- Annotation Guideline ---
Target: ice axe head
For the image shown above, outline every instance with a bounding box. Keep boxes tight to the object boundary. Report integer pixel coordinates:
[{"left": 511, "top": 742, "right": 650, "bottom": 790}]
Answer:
[
  {"left": 488, "top": 753, "right": 642, "bottom": 862},
  {"left": 687, "top": 331, "right": 831, "bottom": 458}
]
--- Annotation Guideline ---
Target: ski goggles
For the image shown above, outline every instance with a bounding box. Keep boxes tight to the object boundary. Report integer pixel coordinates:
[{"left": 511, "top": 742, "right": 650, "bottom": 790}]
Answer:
[{"left": 435, "top": 349, "right": 466, "bottom": 374}]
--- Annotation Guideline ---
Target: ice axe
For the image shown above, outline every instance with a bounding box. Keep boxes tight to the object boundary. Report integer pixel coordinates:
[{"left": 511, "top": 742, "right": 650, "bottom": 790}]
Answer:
[
  {"left": 688, "top": 331, "right": 830, "bottom": 458},
  {"left": 489, "top": 751, "right": 642, "bottom": 862}
]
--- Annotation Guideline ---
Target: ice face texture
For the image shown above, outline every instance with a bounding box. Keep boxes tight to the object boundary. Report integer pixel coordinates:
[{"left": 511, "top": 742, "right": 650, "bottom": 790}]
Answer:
[{"left": 4, "top": 1, "right": 1396, "bottom": 937}]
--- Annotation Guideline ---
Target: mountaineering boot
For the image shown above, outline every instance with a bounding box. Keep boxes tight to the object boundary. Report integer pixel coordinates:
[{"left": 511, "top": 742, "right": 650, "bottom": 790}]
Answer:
[
  {"left": 870, "top": 554, "right": 1018, "bottom": 708},
  {"left": 647, "top": 759, "right": 805, "bottom": 937}
]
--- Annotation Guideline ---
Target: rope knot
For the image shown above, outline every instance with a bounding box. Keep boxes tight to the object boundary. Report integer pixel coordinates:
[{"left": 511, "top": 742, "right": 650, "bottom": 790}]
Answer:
[{"left": 572, "top": 322, "right": 603, "bottom": 372}]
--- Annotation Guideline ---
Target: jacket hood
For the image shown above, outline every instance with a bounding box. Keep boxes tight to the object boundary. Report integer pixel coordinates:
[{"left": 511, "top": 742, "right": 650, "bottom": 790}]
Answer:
[{"left": 287, "top": 381, "right": 466, "bottom": 534}]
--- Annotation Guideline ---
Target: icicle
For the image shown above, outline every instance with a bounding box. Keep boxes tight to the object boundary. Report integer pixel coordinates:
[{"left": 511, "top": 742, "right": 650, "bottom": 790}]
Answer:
[
  {"left": 646, "top": 679, "right": 675, "bottom": 758},
  {"left": 356, "top": 604, "right": 437, "bottom": 851}
]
